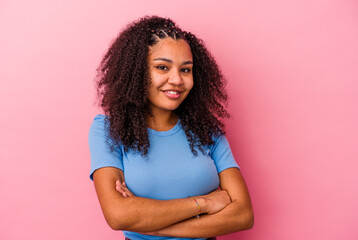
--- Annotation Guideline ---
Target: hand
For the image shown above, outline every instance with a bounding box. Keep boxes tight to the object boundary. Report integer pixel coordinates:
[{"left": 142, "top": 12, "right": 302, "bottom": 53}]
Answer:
[
  {"left": 201, "top": 188, "right": 231, "bottom": 214},
  {"left": 115, "top": 180, "right": 135, "bottom": 197}
]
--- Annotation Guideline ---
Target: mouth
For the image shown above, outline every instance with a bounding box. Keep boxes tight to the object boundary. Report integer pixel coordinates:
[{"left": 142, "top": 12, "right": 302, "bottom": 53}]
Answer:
[{"left": 161, "top": 90, "right": 181, "bottom": 99}]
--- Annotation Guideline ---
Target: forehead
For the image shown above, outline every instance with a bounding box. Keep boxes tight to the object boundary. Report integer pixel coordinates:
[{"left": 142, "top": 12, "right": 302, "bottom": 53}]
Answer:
[{"left": 148, "top": 38, "right": 192, "bottom": 61}]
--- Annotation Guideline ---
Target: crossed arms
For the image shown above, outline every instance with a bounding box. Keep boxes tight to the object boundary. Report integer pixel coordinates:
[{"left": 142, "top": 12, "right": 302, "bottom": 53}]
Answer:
[{"left": 92, "top": 166, "right": 253, "bottom": 238}]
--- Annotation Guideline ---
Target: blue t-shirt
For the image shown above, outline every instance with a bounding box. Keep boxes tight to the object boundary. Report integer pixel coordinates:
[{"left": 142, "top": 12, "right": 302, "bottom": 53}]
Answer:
[{"left": 88, "top": 114, "right": 240, "bottom": 240}]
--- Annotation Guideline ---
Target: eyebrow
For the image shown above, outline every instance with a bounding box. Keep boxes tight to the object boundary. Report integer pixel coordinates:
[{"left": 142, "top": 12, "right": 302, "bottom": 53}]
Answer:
[{"left": 153, "top": 57, "right": 193, "bottom": 65}]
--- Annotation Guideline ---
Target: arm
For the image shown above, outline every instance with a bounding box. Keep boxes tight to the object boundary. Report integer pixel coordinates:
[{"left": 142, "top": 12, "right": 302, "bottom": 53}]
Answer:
[
  {"left": 140, "top": 168, "right": 254, "bottom": 238},
  {"left": 93, "top": 166, "right": 231, "bottom": 232}
]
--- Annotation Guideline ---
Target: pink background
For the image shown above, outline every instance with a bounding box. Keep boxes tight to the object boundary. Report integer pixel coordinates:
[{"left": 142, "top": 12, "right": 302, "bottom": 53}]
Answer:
[{"left": 1, "top": 0, "right": 357, "bottom": 239}]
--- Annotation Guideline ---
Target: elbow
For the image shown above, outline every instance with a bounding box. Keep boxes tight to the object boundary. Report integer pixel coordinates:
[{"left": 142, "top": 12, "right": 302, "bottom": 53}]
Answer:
[
  {"left": 245, "top": 210, "right": 254, "bottom": 230},
  {"left": 241, "top": 208, "right": 254, "bottom": 230},
  {"left": 105, "top": 209, "right": 147, "bottom": 231},
  {"left": 233, "top": 208, "right": 254, "bottom": 232},
  {"left": 106, "top": 215, "right": 126, "bottom": 231},
  {"left": 108, "top": 222, "right": 123, "bottom": 231},
  {"left": 103, "top": 210, "right": 129, "bottom": 231}
]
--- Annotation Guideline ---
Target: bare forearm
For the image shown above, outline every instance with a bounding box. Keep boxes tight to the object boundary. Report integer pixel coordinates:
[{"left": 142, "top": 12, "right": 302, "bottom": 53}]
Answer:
[
  {"left": 151, "top": 200, "right": 254, "bottom": 238},
  {"left": 95, "top": 168, "right": 231, "bottom": 233},
  {"left": 109, "top": 195, "right": 202, "bottom": 232},
  {"left": 94, "top": 169, "right": 209, "bottom": 232}
]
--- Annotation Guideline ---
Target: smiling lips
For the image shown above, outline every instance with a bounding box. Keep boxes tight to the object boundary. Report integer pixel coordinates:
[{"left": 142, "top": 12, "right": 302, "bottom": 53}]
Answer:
[{"left": 162, "top": 90, "right": 182, "bottom": 99}]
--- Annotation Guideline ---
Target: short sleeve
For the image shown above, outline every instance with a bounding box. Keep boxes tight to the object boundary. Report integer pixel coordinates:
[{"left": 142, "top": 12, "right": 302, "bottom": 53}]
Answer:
[
  {"left": 209, "top": 134, "right": 240, "bottom": 173},
  {"left": 88, "top": 114, "right": 124, "bottom": 181}
]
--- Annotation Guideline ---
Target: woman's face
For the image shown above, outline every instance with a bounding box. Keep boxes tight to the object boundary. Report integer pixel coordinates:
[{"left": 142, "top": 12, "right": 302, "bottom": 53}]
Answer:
[{"left": 147, "top": 37, "right": 194, "bottom": 115}]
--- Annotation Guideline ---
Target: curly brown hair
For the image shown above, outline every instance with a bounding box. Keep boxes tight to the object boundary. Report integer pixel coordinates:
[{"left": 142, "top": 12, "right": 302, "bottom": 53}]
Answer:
[{"left": 94, "top": 15, "right": 231, "bottom": 157}]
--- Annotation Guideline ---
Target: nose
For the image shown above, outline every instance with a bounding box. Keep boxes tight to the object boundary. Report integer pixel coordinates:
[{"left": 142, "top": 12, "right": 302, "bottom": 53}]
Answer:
[{"left": 167, "top": 68, "right": 184, "bottom": 85}]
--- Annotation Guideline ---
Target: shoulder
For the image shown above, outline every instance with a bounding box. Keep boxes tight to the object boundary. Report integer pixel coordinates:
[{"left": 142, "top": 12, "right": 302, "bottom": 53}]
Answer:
[
  {"left": 89, "top": 114, "right": 110, "bottom": 134},
  {"left": 208, "top": 132, "right": 240, "bottom": 171},
  {"left": 88, "top": 114, "right": 124, "bottom": 180},
  {"left": 88, "top": 114, "right": 118, "bottom": 149},
  {"left": 91, "top": 114, "right": 109, "bottom": 124},
  {"left": 209, "top": 133, "right": 229, "bottom": 151}
]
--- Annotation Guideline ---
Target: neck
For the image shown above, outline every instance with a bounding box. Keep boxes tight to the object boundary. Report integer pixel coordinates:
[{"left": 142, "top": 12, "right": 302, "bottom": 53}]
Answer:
[{"left": 147, "top": 110, "right": 178, "bottom": 131}]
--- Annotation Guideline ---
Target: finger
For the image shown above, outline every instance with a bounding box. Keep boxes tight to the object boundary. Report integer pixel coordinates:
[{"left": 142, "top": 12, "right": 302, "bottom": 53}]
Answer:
[
  {"left": 117, "top": 187, "right": 127, "bottom": 197},
  {"left": 125, "top": 189, "right": 134, "bottom": 197},
  {"left": 116, "top": 185, "right": 124, "bottom": 193},
  {"left": 122, "top": 182, "right": 134, "bottom": 197},
  {"left": 117, "top": 183, "right": 123, "bottom": 189},
  {"left": 116, "top": 183, "right": 123, "bottom": 189}
]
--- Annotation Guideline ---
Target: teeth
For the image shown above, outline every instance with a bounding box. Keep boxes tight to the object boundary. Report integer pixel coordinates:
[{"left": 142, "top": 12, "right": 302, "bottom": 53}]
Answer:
[{"left": 166, "top": 91, "right": 179, "bottom": 94}]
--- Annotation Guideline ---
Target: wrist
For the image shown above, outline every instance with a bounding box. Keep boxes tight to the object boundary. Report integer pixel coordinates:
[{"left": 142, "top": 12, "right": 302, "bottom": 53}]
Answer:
[{"left": 194, "top": 196, "right": 208, "bottom": 214}]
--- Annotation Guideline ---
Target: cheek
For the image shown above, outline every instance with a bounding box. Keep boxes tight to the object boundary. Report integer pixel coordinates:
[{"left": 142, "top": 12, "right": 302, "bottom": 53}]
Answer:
[
  {"left": 148, "top": 76, "right": 161, "bottom": 89},
  {"left": 150, "top": 73, "right": 166, "bottom": 87},
  {"left": 187, "top": 78, "right": 194, "bottom": 91}
]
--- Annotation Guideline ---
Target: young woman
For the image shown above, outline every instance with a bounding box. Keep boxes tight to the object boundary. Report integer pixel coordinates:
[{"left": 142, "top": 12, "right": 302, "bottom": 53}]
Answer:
[{"left": 88, "top": 16, "right": 254, "bottom": 240}]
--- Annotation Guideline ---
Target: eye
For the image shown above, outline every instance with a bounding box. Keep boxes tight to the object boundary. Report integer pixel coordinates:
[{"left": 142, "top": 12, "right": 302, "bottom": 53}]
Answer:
[
  {"left": 156, "top": 65, "right": 168, "bottom": 71},
  {"left": 181, "top": 68, "right": 192, "bottom": 73}
]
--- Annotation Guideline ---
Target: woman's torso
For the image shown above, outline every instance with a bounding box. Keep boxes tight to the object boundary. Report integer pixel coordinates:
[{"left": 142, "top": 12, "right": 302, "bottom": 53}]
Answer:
[{"left": 121, "top": 118, "right": 220, "bottom": 240}]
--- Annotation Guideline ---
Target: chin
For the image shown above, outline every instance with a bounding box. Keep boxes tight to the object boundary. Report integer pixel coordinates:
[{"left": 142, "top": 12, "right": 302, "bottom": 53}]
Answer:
[
  {"left": 165, "top": 106, "right": 180, "bottom": 111},
  {"left": 162, "top": 104, "right": 181, "bottom": 111}
]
